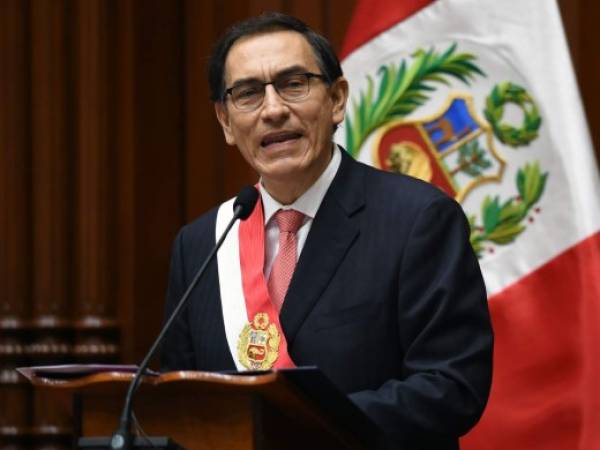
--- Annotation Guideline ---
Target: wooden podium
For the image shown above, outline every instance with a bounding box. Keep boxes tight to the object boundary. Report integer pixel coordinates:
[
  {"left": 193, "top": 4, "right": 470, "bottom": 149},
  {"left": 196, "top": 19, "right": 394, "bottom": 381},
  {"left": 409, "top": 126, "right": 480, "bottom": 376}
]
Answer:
[{"left": 26, "top": 368, "right": 380, "bottom": 450}]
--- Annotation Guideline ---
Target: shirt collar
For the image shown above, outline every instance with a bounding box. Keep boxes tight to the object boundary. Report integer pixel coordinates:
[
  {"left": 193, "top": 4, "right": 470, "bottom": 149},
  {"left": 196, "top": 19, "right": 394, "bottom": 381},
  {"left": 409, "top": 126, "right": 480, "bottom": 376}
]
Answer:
[{"left": 260, "top": 144, "right": 342, "bottom": 225}]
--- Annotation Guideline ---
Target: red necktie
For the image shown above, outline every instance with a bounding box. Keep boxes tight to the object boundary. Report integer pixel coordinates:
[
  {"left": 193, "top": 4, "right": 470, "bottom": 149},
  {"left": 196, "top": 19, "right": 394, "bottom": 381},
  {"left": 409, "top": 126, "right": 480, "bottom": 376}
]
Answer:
[{"left": 268, "top": 209, "right": 305, "bottom": 312}]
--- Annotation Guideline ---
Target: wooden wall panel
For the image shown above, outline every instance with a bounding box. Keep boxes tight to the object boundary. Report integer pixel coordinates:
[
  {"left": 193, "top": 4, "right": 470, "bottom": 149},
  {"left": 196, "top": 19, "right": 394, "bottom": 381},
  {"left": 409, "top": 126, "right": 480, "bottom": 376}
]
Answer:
[
  {"left": 127, "top": 0, "right": 186, "bottom": 362},
  {"left": 288, "top": 0, "right": 327, "bottom": 32},
  {"left": 29, "top": 2, "right": 73, "bottom": 448},
  {"left": 324, "top": 0, "right": 355, "bottom": 55},
  {"left": 184, "top": 0, "right": 225, "bottom": 220},
  {"left": 72, "top": 0, "right": 120, "bottom": 362},
  {"left": 113, "top": 0, "right": 137, "bottom": 368},
  {"left": 0, "top": 1, "right": 31, "bottom": 447},
  {"left": 249, "top": 0, "right": 282, "bottom": 13},
  {"left": 0, "top": 0, "right": 30, "bottom": 324},
  {"left": 29, "top": 0, "right": 71, "bottom": 322},
  {"left": 74, "top": 0, "right": 109, "bottom": 321}
]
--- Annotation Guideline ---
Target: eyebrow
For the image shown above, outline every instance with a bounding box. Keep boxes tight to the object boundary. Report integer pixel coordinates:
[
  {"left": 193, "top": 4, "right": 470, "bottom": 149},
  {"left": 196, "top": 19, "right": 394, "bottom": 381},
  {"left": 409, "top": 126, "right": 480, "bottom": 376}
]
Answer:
[{"left": 228, "top": 65, "right": 310, "bottom": 89}]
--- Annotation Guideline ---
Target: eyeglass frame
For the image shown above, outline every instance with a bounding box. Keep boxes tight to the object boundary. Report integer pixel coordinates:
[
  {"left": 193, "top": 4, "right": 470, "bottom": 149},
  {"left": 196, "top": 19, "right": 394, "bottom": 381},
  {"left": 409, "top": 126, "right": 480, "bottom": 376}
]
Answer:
[{"left": 222, "top": 72, "right": 328, "bottom": 111}]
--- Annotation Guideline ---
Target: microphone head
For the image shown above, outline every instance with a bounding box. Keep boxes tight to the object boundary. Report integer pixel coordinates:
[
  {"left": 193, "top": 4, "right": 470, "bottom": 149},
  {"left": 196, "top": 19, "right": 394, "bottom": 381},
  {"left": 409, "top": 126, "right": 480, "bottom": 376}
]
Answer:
[{"left": 233, "top": 185, "right": 259, "bottom": 220}]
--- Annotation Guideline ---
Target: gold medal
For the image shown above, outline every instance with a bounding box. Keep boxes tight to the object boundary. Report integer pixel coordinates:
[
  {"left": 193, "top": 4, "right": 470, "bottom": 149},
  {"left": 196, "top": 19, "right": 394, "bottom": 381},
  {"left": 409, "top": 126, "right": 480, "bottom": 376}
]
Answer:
[{"left": 237, "top": 313, "right": 280, "bottom": 370}]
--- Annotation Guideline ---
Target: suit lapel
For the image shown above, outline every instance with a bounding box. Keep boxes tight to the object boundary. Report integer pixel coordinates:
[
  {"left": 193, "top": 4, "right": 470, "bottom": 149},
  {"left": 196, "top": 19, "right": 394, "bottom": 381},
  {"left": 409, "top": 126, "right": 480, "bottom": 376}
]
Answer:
[{"left": 280, "top": 151, "right": 365, "bottom": 346}]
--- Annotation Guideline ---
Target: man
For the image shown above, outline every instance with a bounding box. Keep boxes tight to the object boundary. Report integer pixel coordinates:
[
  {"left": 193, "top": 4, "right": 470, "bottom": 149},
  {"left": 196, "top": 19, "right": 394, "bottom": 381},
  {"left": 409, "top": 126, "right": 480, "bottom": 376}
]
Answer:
[{"left": 161, "top": 12, "right": 493, "bottom": 450}]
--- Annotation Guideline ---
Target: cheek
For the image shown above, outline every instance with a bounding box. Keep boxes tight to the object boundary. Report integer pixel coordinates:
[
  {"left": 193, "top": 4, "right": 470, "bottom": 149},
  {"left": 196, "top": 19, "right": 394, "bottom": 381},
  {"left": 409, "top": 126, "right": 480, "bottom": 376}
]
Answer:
[
  {"left": 314, "top": 109, "right": 334, "bottom": 139},
  {"left": 231, "top": 122, "right": 257, "bottom": 150},
  {"left": 303, "top": 104, "right": 333, "bottom": 140}
]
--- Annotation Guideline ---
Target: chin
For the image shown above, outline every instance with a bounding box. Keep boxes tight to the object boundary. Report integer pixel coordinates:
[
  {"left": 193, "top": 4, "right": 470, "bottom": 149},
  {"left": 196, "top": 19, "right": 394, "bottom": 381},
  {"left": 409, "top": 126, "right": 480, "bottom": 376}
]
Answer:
[
  {"left": 259, "top": 156, "right": 307, "bottom": 176},
  {"left": 262, "top": 166, "right": 301, "bottom": 181}
]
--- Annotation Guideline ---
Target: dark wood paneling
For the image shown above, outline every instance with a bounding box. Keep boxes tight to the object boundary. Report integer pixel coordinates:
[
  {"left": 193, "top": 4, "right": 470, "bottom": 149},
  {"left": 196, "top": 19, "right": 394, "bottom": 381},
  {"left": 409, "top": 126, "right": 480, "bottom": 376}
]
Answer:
[
  {"left": 184, "top": 0, "right": 224, "bottom": 220},
  {"left": 0, "top": 2, "right": 33, "bottom": 445},
  {"left": 324, "top": 0, "right": 356, "bottom": 54},
  {"left": 129, "top": 0, "right": 186, "bottom": 363},
  {"left": 0, "top": 0, "right": 31, "bottom": 323},
  {"left": 30, "top": 0, "right": 72, "bottom": 327},
  {"left": 74, "top": 0, "right": 109, "bottom": 320},
  {"left": 73, "top": 0, "right": 120, "bottom": 361},
  {"left": 113, "top": 0, "right": 137, "bottom": 365},
  {"left": 288, "top": 0, "right": 327, "bottom": 32},
  {"left": 29, "top": 3, "right": 74, "bottom": 446},
  {"left": 251, "top": 0, "right": 283, "bottom": 12}
]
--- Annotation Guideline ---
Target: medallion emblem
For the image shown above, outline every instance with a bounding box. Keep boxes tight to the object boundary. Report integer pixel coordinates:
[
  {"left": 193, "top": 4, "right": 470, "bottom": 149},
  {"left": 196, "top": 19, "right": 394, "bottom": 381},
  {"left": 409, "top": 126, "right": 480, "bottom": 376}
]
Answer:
[{"left": 237, "top": 313, "right": 280, "bottom": 370}]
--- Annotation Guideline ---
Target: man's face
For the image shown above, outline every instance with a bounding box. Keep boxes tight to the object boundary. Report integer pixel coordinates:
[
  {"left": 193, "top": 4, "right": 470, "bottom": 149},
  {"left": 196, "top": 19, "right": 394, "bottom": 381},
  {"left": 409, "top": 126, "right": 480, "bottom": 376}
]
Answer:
[{"left": 215, "top": 30, "right": 348, "bottom": 194}]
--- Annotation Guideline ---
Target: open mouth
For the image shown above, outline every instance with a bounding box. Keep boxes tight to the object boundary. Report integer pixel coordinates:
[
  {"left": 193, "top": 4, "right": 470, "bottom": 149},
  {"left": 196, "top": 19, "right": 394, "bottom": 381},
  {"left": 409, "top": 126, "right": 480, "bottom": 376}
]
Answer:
[{"left": 261, "top": 131, "right": 303, "bottom": 148}]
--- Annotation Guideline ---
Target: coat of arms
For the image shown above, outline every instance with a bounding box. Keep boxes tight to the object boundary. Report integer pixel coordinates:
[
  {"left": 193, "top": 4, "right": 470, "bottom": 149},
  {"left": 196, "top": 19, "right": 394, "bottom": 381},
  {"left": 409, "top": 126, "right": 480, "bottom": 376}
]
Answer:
[
  {"left": 345, "top": 44, "right": 547, "bottom": 257},
  {"left": 237, "top": 312, "right": 280, "bottom": 370}
]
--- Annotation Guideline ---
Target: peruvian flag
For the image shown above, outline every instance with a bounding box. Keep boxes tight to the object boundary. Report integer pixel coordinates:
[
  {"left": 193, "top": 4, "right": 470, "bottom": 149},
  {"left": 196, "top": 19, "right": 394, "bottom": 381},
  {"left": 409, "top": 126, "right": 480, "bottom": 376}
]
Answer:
[{"left": 337, "top": 0, "right": 600, "bottom": 449}]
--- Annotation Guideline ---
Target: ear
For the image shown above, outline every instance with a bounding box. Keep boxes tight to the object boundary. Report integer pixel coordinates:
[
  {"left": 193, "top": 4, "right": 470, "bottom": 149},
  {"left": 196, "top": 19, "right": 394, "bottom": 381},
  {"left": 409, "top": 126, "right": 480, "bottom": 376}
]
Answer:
[
  {"left": 214, "top": 102, "right": 236, "bottom": 146},
  {"left": 329, "top": 77, "right": 349, "bottom": 126}
]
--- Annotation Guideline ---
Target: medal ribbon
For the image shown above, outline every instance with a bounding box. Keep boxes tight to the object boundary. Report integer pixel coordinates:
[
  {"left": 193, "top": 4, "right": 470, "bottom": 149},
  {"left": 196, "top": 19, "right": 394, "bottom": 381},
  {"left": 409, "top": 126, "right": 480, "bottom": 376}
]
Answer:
[{"left": 238, "top": 195, "right": 296, "bottom": 368}]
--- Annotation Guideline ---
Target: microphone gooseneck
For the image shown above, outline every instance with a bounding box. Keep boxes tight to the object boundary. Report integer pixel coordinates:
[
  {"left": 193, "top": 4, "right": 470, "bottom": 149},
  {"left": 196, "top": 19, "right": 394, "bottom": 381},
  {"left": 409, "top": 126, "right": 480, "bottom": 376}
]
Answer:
[{"left": 109, "top": 186, "right": 259, "bottom": 450}]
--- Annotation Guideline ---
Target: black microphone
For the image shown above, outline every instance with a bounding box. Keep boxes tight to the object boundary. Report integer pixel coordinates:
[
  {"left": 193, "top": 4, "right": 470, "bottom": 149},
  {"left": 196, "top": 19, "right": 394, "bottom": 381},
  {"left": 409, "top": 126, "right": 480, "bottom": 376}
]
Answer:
[
  {"left": 109, "top": 185, "right": 259, "bottom": 450},
  {"left": 233, "top": 185, "right": 259, "bottom": 220}
]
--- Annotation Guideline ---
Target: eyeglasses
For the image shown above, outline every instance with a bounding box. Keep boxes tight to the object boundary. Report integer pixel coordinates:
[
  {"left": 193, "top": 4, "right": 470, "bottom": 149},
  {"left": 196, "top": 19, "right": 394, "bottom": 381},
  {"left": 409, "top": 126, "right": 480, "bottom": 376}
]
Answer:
[{"left": 224, "top": 72, "right": 327, "bottom": 111}]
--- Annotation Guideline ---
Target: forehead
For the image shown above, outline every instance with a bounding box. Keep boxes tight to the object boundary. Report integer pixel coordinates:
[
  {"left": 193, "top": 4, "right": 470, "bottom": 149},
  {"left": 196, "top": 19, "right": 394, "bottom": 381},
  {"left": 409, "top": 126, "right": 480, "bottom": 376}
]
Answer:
[{"left": 224, "top": 30, "right": 320, "bottom": 84}]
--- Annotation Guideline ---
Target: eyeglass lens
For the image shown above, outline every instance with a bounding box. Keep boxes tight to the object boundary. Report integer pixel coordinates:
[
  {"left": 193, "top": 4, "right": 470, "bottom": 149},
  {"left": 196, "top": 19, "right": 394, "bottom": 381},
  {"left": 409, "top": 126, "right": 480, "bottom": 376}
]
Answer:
[{"left": 230, "top": 73, "right": 313, "bottom": 110}]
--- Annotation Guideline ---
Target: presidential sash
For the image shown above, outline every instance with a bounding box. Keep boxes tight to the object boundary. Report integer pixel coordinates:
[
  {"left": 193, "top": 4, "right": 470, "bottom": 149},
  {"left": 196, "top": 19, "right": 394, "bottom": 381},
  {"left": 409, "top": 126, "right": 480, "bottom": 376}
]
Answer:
[{"left": 215, "top": 196, "right": 296, "bottom": 370}]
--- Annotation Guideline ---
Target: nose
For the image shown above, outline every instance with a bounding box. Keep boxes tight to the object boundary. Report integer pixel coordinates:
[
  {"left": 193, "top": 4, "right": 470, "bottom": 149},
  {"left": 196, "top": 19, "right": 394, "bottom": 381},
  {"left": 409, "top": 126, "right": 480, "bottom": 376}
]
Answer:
[{"left": 260, "top": 85, "right": 289, "bottom": 122}]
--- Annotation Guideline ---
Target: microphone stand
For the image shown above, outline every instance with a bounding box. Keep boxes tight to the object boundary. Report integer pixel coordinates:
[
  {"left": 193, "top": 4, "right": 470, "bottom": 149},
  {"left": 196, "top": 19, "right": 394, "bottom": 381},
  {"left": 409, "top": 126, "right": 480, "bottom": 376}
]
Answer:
[{"left": 108, "top": 188, "right": 258, "bottom": 450}]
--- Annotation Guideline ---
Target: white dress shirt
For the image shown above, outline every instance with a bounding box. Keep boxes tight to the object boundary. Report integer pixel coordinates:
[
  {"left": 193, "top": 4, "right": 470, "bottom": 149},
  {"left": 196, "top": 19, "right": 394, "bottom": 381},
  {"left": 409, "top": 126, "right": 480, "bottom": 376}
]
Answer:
[{"left": 260, "top": 144, "right": 342, "bottom": 279}]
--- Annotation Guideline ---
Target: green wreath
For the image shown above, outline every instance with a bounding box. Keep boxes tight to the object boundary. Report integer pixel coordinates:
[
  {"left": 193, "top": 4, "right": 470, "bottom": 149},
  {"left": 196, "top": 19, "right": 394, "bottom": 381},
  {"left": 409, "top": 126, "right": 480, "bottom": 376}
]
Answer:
[
  {"left": 469, "top": 161, "right": 548, "bottom": 257},
  {"left": 484, "top": 82, "right": 542, "bottom": 147}
]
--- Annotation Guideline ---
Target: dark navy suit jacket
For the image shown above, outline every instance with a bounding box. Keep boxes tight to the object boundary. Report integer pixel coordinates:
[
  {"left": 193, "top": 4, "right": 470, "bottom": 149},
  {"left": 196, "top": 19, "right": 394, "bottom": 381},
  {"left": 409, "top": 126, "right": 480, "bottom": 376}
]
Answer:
[{"left": 161, "top": 150, "right": 493, "bottom": 449}]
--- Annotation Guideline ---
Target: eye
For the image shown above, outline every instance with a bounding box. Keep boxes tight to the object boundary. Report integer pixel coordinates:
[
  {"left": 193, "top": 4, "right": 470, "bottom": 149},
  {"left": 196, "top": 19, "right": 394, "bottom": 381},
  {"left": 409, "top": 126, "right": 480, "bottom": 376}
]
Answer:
[
  {"left": 235, "top": 85, "right": 260, "bottom": 99},
  {"left": 280, "top": 75, "right": 305, "bottom": 89},
  {"left": 277, "top": 75, "right": 308, "bottom": 99}
]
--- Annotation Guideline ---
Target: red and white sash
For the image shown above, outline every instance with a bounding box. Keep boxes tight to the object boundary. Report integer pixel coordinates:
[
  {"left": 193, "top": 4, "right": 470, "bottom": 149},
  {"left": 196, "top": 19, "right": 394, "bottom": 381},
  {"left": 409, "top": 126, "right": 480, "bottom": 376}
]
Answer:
[{"left": 215, "top": 196, "right": 296, "bottom": 370}]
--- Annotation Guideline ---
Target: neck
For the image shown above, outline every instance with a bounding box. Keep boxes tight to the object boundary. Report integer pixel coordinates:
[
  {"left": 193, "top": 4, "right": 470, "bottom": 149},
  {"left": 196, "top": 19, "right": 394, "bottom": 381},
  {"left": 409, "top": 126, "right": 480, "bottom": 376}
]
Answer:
[{"left": 262, "top": 144, "right": 333, "bottom": 205}]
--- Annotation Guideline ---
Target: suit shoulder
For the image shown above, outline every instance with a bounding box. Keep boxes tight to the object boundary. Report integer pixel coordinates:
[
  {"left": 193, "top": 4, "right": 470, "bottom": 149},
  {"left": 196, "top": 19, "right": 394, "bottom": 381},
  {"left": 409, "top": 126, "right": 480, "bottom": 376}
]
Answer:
[
  {"left": 184, "top": 205, "right": 219, "bottom": 232},
  {"left": 358, "top": 160, "right": 453, "bottom": 210},
  {"left": 174, "top": 206, "right": 219, "bottom": 254}
]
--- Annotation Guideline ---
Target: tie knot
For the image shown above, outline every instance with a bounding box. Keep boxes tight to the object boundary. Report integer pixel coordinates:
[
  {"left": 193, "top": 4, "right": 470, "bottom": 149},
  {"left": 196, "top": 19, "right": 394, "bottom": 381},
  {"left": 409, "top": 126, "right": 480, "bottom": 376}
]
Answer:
[{"left": 274, "top": 209, "right": 305, "bottom": 233}]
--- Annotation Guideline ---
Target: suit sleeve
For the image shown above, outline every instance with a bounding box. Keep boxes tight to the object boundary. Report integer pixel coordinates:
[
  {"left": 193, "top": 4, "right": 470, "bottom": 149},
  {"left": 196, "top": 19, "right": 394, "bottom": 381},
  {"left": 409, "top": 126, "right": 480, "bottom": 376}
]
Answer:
[
  {"left": 349, "top": 196, "right": 493, "bottom": 447},
  {"left": 160, "top": 227, "right": 197, "bottom": 371}
]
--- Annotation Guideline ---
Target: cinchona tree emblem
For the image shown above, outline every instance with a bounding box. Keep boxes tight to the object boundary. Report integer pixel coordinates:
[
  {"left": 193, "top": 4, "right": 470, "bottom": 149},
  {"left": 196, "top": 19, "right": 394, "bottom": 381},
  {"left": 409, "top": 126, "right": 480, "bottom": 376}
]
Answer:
[{"left": 345, "top": 44, "right": 547, "bottom": 257}]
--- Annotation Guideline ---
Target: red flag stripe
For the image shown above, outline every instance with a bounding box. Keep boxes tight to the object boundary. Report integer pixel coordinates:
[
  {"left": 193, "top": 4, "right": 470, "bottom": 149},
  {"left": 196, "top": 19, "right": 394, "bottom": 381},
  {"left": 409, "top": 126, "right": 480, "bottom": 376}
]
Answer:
[
  {"left": 461, "top": 231, "right": 600, "bottom": 450},
  {"left": 340, "top": 0, "right": 435, "bottom": 59}
]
